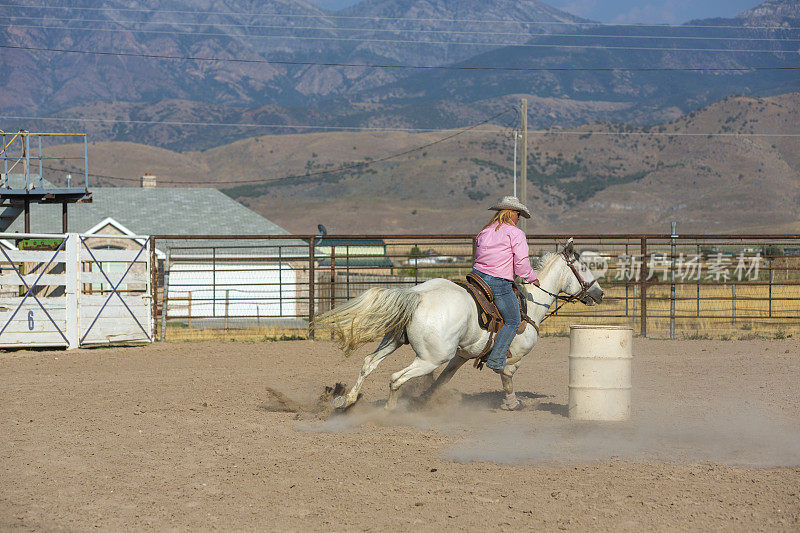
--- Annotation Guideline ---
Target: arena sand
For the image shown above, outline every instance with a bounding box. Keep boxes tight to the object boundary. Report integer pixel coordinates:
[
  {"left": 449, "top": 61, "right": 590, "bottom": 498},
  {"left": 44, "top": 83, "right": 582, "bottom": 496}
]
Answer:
[{"left": 0, "top": 338, "right": 798, "bottom": 530}]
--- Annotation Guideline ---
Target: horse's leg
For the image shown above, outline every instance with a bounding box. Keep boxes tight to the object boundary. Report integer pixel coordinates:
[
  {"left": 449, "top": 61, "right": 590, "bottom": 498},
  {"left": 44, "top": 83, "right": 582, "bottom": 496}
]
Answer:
[
  {"left": 385, "top": 290, "right": 465, "bottom": 410},
  {"left": 424, "top": 355, "right": 468, "bottom": 398},
  {"left": 498, "top": 333, "right": 537, "bottom": 410},
  {"left": 338, "top": 334, "right": 401, "bottom": 408},
  {"left": 500, "top": 352, "right": 531, "bottom": 410},
  {"left": 385, "top": 357, "right": 439, "bottom": 411},
  {"left": 500, "top": 373, "right": 522, "bottom": 410}
]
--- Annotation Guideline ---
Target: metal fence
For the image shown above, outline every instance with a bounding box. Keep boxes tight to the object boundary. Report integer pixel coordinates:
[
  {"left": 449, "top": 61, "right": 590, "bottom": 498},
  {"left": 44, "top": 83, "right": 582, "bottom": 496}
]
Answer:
[{"left": 151, "top": 234, "right": 800, "bottom": 341}]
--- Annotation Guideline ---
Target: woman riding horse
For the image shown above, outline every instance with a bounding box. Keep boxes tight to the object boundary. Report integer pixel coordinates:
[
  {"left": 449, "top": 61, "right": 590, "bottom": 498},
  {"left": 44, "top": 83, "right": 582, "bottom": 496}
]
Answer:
[
  {"left": 316, "top": 197, "right": 604, "bottom": 410},
  {"left": 472, "top": 195, "right": 540, "bottom": 376}
]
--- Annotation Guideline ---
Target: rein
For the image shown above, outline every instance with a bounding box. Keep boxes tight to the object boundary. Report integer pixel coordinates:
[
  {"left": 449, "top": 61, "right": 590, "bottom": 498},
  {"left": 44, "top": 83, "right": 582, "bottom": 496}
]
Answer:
[{"left": 527, "top": 251, "right": 597, "bottom": 324}]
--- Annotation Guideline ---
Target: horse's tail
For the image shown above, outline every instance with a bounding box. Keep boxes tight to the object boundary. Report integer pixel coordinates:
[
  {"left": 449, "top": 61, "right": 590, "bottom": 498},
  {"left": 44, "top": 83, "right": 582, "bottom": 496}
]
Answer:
[{"left": 313, "top": 287, "right": 421, "bottom": 356}]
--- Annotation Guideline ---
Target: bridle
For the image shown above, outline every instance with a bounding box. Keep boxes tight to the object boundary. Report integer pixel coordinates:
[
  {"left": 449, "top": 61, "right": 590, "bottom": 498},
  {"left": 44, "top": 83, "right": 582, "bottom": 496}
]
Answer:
[{"left": 527, "top": 250, "right": 598, "bottom": 323}]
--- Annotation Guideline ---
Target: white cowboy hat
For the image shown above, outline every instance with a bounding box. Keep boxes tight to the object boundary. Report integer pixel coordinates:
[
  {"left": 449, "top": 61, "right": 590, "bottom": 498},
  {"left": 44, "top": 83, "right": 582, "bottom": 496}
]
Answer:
[{"left": 488, "top": 195, "right": 531, "bottom": 218}]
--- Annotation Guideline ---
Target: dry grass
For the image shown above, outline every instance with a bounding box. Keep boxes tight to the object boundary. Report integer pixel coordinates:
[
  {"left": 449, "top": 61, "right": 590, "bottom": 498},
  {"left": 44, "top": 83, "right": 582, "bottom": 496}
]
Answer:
[
  {"left": 164, "top": 323, "right": 308, "bottom": 342},
  {"left": 163, "top": 282, "right": 797, "bottom": 343},
  {"left": 539, "top": 283, "right": 800, "bottom": 339}
]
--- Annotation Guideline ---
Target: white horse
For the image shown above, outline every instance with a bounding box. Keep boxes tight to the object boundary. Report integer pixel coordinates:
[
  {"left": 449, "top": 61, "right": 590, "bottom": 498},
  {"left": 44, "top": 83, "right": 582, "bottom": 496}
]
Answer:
[{"left": 315, "top": 239, "right": 604, "bottom": 411}]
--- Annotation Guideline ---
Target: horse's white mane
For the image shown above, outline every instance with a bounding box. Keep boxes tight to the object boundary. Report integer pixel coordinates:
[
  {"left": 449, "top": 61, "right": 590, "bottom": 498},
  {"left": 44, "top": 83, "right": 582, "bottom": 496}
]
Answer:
[{"left": 533, "top": 252, "right": 561, "bottom": 278}]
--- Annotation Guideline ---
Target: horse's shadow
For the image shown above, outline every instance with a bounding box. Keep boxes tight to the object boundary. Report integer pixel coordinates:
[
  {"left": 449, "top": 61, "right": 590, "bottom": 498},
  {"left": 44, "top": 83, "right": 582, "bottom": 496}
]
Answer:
[
  {"left": 535, "top": 402, "right": 569, "bottom": 417},
  {"left": 350, "top": 389, "right": 551, "bottom": 413},
  {"left": 457, "top": 394, "right": 569, "bottom": 417},
  {"left": 457, "top": 390, "right": 549, "bottom": 409}
]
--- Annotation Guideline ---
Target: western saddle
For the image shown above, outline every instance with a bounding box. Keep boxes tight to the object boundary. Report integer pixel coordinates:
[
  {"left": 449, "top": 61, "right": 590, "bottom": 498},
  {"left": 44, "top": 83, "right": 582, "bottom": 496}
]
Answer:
[{"left": 453, "top": 272, "right": 539, "bottom": 370}]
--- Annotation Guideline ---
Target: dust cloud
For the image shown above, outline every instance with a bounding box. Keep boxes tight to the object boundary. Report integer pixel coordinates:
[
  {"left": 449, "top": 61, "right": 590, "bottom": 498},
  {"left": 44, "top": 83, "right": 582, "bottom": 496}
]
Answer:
[
  {"left": 444, "top": 402, "right": 800, "bottom": 467},
  {"left": 278, "top": 380, "right": 800, "bottom": 467},
  {"left": 298, "top": 386, "right": 497, "bottom": 434},
  {"left": 293, "top": 375, "right": 502, "bottom": 434}
]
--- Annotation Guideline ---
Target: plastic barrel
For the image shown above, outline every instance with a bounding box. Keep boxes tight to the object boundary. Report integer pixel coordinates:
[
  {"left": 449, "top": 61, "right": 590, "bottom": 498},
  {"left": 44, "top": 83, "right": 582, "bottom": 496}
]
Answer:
[{"left": 568, "top": 325, "right": 633, "bottom": 421}]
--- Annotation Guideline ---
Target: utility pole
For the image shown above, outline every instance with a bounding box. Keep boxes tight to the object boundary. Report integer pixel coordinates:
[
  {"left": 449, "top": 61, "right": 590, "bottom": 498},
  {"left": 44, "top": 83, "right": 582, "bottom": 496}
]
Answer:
[
  {"left": 512, "top": 131, "right": 519, "bottom": 197},
  {"left": 519, "top": 98, "right": 528, "bottom": 233}
]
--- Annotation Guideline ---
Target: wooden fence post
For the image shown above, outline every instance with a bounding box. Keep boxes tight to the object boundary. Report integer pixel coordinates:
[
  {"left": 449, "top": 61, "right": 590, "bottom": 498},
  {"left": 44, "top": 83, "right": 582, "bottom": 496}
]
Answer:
[
  {"left": 224, "top": 289, "right": 229, "bottom": 330},
  {"left": 65, "top": 233, "right": 79, "bottom": 349},
  {"left": 150, "top": 236, "right": 157, "bottom": 340}
]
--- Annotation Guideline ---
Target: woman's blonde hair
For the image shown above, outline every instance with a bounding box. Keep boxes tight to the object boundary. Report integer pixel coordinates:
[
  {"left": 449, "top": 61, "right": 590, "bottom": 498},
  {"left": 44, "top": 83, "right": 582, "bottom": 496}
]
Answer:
[{"left": 483, "top": 209, "right": 519, "bottom": 231}]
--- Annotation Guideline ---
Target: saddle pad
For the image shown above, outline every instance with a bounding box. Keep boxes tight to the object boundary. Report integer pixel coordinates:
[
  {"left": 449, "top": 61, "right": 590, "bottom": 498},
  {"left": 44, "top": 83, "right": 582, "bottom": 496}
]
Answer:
[
  {"left": 465, "top": 272, "right": 494, "bottom": 302},
  {"left": 453, "top": 280, "right": 496, "bottom": 331},
  {"left": 455, "top": 278, "right": 528, "bottom": 335}
]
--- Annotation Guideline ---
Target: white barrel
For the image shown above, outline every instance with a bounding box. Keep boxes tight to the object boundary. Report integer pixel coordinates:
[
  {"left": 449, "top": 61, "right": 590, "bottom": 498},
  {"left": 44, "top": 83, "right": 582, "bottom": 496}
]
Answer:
[{"left": 568, "top": 325, "right": 633, "bottom": 421}]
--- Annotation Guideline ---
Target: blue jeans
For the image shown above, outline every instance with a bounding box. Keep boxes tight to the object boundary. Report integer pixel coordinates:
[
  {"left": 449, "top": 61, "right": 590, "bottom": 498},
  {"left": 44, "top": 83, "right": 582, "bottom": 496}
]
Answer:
[{"left": 472, "top": 269, "right": 520, "bottom": 370}]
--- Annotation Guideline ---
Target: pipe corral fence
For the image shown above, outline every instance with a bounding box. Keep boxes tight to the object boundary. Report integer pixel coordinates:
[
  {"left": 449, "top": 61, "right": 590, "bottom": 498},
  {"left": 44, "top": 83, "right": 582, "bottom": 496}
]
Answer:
[{"left": 151, "top": 234, "right": 800, "bottom": 342}]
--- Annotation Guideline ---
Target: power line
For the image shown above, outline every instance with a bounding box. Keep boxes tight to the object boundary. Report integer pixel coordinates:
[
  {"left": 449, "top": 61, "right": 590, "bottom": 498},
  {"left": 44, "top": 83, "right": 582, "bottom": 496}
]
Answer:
[
  {"left": 3, "top": 14, "right": 799, "bottom": 42},
  {"left": 5, "top": 114, "right": 800, "bottom": 135},
  {"left": 41, "top": 125, "right": 800, "bottom": 187},
  {"left": 40, "top": 108, "right": 515, "bottom": 186},
  {"left": 531, "top": 130, "right": 800, "bottom": 137},
  {"left": 3, "top": 45, "right": 799, "bottom": 72},
  {"left": 37, "top": 126, "right": 800, "bottom": 188},
  {"left": 5, "top": 23, "right": 798, "bottom": 53},
  {"left": 1, "top": 2, "right": 797, "bottom": 31},
  {"left": 41, "top": 165, "right": 138, "bottom": 184}
]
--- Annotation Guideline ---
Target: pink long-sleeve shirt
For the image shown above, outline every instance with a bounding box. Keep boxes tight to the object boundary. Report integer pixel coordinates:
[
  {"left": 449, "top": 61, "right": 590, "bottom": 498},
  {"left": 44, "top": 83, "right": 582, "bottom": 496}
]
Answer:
[{"left": 473, "top": 223, "right": 538, "bottom": 283}]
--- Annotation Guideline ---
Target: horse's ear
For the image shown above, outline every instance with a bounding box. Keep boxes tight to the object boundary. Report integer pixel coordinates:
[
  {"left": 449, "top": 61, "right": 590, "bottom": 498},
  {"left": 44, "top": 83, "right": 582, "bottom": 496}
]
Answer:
[{"left": 564, "top": 237, "right": 574, "bottom": 255}]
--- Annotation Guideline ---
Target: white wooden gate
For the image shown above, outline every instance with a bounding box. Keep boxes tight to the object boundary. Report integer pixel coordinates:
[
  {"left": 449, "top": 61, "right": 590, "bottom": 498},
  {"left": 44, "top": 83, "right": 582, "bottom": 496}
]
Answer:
[{"left": 0, "top": 232, "right": 152, "bottom": 348}]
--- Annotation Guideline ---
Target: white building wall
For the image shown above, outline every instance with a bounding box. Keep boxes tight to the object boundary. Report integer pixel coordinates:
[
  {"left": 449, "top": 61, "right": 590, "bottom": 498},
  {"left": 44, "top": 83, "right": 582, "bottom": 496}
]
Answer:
[{"left": 168, "top": 262, "right": 296, "bottom": 318}]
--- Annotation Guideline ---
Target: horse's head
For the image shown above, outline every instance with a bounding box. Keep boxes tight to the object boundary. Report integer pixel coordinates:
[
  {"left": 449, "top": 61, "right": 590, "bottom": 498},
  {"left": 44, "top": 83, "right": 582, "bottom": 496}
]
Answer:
[{"left": 559, "top": 238, "right": 605, "bottom": 305}]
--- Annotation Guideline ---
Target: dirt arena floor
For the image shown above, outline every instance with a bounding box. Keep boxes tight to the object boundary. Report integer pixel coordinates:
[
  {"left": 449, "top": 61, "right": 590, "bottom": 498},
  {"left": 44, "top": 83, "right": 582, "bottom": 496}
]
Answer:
[{"left": 1, "top": 337, "right": 799, "bottom": 531}]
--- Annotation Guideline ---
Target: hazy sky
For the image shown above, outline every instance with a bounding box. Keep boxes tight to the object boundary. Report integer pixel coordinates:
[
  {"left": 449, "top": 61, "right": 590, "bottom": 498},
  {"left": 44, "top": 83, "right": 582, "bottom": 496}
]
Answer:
[
  {"left": 309, "top": 0, "right": 762, "bottom": 24},
  {"left": 546, "top": 0, "right": 760, "bottom": 24}
]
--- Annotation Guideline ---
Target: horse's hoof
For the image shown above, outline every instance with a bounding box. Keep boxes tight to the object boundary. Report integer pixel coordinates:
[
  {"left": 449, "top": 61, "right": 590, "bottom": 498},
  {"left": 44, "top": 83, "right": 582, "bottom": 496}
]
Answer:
[
  {"left": 500, "top": 399, "right": 524, "bottom": 411},
  {"left": 332, "top": 395, "right": 347, "bottom": 409}
]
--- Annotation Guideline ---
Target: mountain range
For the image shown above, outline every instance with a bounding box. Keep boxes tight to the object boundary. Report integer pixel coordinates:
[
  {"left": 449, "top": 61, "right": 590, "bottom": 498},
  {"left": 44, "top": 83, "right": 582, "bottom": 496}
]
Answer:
[
  {"left": 40, "top": 91, "right": 800, "bottom": 234},
  {"left": 1, "top": 0, "right": 798, "bottom": 150}
]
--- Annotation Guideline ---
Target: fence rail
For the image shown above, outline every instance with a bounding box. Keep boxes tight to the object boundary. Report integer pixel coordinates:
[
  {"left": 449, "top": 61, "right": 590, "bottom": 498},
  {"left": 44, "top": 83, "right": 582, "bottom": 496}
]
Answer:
[{"left": 151, "top": 234, "right": 800, "bottom": 341}]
